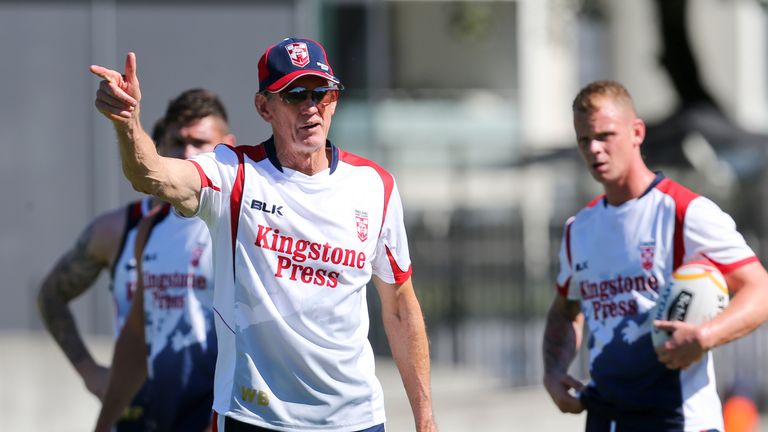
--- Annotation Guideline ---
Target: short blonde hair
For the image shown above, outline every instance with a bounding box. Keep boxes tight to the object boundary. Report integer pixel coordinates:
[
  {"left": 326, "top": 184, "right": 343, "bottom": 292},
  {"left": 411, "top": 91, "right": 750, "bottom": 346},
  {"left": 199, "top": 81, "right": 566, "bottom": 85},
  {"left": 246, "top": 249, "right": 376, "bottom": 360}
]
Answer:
[{"left": 572, "top": 80, "right": 637, "bottom": 115}]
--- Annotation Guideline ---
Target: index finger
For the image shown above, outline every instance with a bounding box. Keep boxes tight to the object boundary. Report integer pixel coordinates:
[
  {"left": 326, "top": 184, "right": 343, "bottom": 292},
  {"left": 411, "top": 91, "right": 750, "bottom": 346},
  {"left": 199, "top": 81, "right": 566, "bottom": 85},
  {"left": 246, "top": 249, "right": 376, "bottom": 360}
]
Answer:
[
  {"left": 89, "top": 65, "right": 121, "bottom": 84},
  {"left": 653, "top": 320, "right": 677, "bottom": 332}
]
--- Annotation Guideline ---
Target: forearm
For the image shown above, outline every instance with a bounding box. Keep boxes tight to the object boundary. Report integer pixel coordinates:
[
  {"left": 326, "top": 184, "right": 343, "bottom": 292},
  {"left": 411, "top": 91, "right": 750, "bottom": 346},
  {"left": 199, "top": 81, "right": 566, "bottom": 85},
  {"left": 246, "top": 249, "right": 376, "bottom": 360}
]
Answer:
[
  {"left": 702, "top": 284, "right": 768, "bottom": 349},
  {"left": 37, "top": 287, "right": 98, "bottom": 373},
  {"left": 383, "top": 297, "right": 435, "bottom": 429},
  {"left": 113, "top": 116, "right": 200, "bottom": 215},
  {"left": 37, "top": 241, "right": 104, "bottom": 378},
  {"left": 114, "top": 116, "right": 165, "bottom": 196},
  {"left": 94, "top": 322, "right": 147, "bottom": 432},
  {"left": 543, "top": 301, "right": 583, "bottom": 376}
]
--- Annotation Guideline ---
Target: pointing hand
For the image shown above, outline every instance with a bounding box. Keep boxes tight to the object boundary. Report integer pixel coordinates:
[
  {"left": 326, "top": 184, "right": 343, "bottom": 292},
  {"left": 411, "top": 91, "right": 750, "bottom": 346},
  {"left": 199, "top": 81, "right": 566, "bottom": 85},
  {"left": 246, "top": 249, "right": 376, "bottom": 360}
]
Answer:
[{"left": 90, "top": 52, "right": 141, "bottom": 124}]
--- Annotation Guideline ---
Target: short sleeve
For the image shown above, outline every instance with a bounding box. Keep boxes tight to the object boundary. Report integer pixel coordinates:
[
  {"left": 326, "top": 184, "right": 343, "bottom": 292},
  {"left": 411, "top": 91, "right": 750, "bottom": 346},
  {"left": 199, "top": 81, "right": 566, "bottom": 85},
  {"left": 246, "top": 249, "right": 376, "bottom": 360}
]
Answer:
[
  {"left": 683, "top": 197, "right": 757, "bottom": 274},
  {"left": 372, "top": 180, "right": 412, "bottom": 285},
  {"left": 555, "top": 217, "right": 578, "bottom": 299},
  {"left": 188, "top": 144, "right": 240, "bottom": 229}
]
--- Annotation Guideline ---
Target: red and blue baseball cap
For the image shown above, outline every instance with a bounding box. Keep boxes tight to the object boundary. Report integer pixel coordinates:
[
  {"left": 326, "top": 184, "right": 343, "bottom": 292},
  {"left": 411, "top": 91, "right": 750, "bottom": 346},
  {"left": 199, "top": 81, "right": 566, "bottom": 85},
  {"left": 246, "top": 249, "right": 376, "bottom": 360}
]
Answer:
[{"left": 258, "top": 37, "right": 342, "bottom": 93}]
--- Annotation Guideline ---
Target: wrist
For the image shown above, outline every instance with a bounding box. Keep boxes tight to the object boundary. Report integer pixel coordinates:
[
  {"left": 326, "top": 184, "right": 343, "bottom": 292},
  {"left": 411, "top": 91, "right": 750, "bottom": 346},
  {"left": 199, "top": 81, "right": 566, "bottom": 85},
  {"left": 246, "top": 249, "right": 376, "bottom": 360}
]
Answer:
[
  {"left": 698, "top": 323, "right": 716, "bottom": 351},
  {"left": 74, "top": 356, "right": 98, "bottom": 376}
]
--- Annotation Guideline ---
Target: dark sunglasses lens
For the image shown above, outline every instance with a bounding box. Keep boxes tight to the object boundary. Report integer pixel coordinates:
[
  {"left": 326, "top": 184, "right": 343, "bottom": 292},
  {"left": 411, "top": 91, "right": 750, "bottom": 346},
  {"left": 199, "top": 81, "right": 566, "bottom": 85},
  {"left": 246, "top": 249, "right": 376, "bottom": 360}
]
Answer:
[
  {"left": 312, "top": 89, "right": 338, "bottom": 103},
  {"left": 281, "top": 87, "right": 339, "bottom": 105},
  {"left": 283, "top": 90, "right": 310, "bottom": 105}
]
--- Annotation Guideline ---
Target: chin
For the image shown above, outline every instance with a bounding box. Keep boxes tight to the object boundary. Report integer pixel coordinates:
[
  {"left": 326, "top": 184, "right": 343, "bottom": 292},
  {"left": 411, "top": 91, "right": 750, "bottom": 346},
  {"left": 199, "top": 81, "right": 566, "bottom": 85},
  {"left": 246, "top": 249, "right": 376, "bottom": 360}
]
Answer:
[
  {"left": 302, "top": 134, "right": 326, "bottom": 147},
  {"left": 590, "top": 171, "right": 612, "bottom": 184}
]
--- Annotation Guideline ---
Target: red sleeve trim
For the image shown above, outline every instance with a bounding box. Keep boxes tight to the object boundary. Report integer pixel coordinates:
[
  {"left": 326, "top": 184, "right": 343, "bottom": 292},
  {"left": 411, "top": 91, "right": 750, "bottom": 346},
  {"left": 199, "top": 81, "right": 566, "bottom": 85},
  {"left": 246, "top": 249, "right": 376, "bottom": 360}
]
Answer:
[
  {"left": 189, "top": 160, "right": 221, "bottom": 192},
  {"left": 586, "top": 194, "right": 605, "bottom": 208},
  {"left": 656, "top": 178, "right": 699, "bottom": 269},
  {"left": 230, "top": 148, "right": 246, "bottom": 277},
  {"left": 385, "top": 245, "right": 412, "bottom": 285},
  {"left": 702, "top": 254, "right": 759, "bottom": 275},
  {"left": 556, "top": 276, "right": 571, "bottom": 297},
  {"left": 239, "top": 143, "right": 268, "bottom": 162}
]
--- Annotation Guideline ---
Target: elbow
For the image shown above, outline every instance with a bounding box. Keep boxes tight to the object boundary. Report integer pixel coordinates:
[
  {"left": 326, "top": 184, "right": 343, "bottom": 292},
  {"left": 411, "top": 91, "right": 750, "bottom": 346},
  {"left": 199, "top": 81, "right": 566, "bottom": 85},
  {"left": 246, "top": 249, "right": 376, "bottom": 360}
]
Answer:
[
  {"left": 129, "top": 180, "right": 152, "bottom": 195},
  {"left": 126, "top": 175, "right": 162, "bottom": 198},
  {"left": 36, "top": 282, "right": 56, "bottom": 316}
]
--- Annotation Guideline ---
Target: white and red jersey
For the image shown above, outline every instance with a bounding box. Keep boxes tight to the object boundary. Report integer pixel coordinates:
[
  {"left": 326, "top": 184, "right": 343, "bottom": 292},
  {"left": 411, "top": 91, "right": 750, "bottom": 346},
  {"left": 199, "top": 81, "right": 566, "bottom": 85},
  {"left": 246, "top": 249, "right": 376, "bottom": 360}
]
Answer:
[
  {"left": 190, "top": 138, "right": 412, "bottom": 432},
  {"left": 139, "top": 204, "right": 216, "bottom": 379},
  {"left": 110, "top": 197, "right": 152, "bottom": 335},
  {"left": 556, "top": 173, "right": 757, "bottom": 431},
  {"left": 136, "top": 204, "right": 218, "bottom": 431}
]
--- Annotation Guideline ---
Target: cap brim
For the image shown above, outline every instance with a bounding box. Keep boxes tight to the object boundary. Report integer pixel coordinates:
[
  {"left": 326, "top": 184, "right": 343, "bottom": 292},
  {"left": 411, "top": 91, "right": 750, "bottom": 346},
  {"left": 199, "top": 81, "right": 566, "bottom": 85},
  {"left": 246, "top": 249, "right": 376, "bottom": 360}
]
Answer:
[{"left": 267, "top": 70, "right": 341, "bottom": 93}]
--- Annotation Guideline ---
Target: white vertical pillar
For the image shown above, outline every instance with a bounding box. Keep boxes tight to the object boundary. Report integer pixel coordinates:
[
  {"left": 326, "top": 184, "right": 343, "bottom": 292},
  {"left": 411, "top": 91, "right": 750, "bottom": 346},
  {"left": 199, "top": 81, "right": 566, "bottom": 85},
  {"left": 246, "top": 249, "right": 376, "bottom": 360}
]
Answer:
[
  {"left": 517, "top": 0, "right": 578, "bottom": 151},
  {"left": 733, "top": 0, "right": 768, "bottom": 131},
  {"left": 89, "top": 0, "right": 120, "bottom": 215}
]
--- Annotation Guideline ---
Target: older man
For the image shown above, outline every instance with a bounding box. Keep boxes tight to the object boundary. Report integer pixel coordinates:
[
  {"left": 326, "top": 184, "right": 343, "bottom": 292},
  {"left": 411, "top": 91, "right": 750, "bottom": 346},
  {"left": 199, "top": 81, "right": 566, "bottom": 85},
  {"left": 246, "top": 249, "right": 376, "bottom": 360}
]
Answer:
[{"left": 90, "top": 38, "right": 436, "bottom": 432}]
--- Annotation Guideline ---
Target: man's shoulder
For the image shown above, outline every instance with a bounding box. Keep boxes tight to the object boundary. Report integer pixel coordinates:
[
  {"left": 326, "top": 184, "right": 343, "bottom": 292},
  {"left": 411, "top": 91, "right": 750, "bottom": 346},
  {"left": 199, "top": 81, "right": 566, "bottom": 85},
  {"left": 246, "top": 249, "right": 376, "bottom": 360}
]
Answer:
[
  {"left": 337, "top": 149, "right": 393, "bottom": 180},
  {"left": 91, "top": 199, "right": 146, "bottom": 238},
  {"left": 569, "top": 194, "right": 605, "bottom": 221},
  {"left": 653, "top": 177, "right": 700, "bottom": 203},
  {"left": 80, "top": 199, "right": 147, "bottom": 264},
  {"left": 197, "top": 143, "right": 267, "bottom": 166}
]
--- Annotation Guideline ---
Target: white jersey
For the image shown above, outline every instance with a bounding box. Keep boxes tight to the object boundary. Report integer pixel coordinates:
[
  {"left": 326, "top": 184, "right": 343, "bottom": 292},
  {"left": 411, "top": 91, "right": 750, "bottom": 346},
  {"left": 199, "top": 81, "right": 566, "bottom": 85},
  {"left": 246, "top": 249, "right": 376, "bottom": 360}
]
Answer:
[
  {"left": 139, "top": 204, "right": 216, "bottom": 379},
  {"left": 190, "top": 138, "right": 412, "bottom": 432},
  {"left": 110, "top": 197, "right": 152, "bottom": 335},
  {"left": 556, "top": 174, "right": 757, "bottom": 431}
]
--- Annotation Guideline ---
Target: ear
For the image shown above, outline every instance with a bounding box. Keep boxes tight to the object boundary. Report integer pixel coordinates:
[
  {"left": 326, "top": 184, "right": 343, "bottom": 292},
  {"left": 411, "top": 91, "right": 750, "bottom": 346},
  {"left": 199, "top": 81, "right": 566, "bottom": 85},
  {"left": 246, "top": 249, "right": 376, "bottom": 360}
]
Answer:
[
  {"left": 254, "top": 92, "right": 272, "bottom": 122},
  {"left": 633, "top": 118, "right": 646, "bottom": 148}
]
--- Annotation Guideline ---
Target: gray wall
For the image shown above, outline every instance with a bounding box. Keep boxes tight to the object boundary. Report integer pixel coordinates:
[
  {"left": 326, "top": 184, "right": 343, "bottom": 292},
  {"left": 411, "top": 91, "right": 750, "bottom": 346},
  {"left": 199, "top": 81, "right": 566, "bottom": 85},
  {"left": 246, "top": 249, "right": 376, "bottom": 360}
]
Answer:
[{"left": 0, "top": 0, "right": 295, "bottom": 333}]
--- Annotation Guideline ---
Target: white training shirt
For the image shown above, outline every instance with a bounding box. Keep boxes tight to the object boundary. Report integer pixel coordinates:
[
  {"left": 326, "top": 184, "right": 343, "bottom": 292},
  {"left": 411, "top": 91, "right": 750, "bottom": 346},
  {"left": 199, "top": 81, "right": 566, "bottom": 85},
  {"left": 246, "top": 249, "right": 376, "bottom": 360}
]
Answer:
[
  {"left": 139, "top": 204, "right": 216, "bottom": 380},
  {"left": 190, "top": 138, "right": 412, "bottom": 432},
  {"left": 556, "top": 174, "right": 757, "bottom": 431}
]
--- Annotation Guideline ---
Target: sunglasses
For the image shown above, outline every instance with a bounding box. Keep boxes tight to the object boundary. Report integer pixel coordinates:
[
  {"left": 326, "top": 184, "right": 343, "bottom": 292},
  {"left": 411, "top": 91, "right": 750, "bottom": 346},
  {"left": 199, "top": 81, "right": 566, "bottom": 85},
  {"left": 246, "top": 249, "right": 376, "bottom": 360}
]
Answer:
[{"left": 278, "top": 86, "right": 342, "bottom": 106}]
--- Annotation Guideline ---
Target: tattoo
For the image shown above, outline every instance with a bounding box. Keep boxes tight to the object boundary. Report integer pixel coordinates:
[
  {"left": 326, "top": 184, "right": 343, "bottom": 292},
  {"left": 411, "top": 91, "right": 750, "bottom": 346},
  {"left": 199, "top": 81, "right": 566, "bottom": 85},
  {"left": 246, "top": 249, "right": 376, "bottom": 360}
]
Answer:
[
  {"left": 38, "top": 222, "right": 106, "bottom": 366},
  {"left": 543, "top": 300, "right": 581, "bottom": 375}
]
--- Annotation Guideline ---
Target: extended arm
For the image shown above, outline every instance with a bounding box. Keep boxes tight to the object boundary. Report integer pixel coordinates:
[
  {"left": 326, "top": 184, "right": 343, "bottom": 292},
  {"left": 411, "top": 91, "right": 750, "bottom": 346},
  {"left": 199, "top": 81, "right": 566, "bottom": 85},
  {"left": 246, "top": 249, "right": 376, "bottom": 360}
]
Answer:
[
  {"left": 37, "top": 215, "right": 118, "bottom": 400},
  {"left": 373, "top": 275, "right": 437, "bottom": 432},
  {"left": 94, "top": 281, "right": 148, "bottom": 432},
  {"left": 655, "top": 261, "right": 768, "bottom": 369},
  {"left": 90, "top": 53, "right": 201, "bottom": 216},
  {"left": 542, "top": 295, "right": 585, "bottom": 414}
]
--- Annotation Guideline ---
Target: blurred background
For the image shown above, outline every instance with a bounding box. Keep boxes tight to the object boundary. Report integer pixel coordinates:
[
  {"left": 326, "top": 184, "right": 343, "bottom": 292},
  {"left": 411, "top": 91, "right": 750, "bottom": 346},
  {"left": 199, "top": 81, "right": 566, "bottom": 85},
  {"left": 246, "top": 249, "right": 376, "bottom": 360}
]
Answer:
[{"left": 2, "top": 0, "right": 768, "bottom": 430}]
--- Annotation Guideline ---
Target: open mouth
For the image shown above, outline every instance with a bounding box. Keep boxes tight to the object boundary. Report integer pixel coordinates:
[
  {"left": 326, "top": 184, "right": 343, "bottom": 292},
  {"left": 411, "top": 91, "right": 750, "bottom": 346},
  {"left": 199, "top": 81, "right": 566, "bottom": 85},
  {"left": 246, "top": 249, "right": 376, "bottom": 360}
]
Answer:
[{"left": 300, "top": 122, "right": 320, "bottom": 131}]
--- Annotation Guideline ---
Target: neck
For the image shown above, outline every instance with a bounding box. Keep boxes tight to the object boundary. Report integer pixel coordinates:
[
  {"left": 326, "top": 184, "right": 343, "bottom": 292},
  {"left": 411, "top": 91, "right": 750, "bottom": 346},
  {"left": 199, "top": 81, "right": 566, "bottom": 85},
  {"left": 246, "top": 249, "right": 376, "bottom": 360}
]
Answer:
[
  {"left": 273, "top": 137, "right": 330, "bottom": 176},
  {"left": 603, "top": 165, "right": 656, "bottom": 206}
]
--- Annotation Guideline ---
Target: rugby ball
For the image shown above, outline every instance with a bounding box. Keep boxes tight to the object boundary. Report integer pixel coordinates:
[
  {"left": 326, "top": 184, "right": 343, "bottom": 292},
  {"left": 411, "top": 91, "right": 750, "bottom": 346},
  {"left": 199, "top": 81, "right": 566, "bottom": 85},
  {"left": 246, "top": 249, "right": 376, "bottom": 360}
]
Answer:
[{"left": 651, "top": 261, "right": 729, "bottom": 347}]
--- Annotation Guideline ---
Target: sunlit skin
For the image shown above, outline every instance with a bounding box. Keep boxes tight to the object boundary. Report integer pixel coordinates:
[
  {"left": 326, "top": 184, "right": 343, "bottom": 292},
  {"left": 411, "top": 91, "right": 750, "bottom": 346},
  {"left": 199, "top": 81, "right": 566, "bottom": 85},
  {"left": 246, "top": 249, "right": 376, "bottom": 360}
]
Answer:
[
  {"left": 158, "top": 115, "right": 234, "bottom": 159},
  {"left": 573, "top": 97, "right": 655, "bottom": 206},
  {"left": 254, "top": 76, "right": 337, "bottom": 175}
]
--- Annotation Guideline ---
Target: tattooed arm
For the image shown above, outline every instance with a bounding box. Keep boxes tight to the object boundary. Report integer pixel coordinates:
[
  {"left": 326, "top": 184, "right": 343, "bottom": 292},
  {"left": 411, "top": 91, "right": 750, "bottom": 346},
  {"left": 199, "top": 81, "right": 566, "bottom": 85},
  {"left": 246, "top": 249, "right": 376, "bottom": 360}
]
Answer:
[
  {"left": 37, "top": 208, "right": 126, "bottom": 400},
  {"left": 542, "top": 295, "right": 585, "bottom": 414}
]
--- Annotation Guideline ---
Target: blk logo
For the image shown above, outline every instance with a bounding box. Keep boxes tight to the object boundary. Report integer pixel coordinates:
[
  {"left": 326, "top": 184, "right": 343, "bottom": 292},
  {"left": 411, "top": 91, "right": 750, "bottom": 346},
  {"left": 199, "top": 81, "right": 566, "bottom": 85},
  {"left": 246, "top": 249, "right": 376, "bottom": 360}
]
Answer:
[
  {"left": 251, "top": 200, "right": 284, "bottom": 216},
  {"left": 575, "top": 261, "right": 589, "bottom": 272}
]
